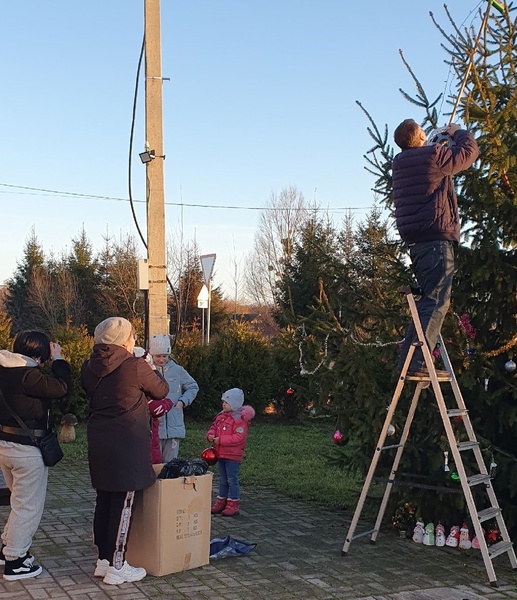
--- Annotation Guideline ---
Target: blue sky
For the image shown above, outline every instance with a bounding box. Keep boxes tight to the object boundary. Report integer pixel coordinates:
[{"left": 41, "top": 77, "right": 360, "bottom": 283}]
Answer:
[{"left": 1, "top": 1, "right": 484, "bottom": 296}]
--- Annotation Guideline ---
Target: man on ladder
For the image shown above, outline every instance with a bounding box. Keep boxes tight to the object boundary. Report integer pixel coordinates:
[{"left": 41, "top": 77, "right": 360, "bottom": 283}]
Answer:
[{"left": 392, "top": 118, "right": 478, "bottom": 377}]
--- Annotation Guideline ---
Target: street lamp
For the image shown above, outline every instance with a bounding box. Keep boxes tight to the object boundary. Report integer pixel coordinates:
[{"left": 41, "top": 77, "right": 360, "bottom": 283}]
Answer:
[{"left": 197, "top": 284, "right": 209, "bottom": 345}]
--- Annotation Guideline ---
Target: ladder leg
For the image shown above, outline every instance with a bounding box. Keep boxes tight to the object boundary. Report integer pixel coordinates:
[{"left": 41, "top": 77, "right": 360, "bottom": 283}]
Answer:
[
  {"left": 342, "top": 347, "right": 415, "bottom": 554},
  {"left": 371, "top": 383, "right": 423, "bottom": 543}
]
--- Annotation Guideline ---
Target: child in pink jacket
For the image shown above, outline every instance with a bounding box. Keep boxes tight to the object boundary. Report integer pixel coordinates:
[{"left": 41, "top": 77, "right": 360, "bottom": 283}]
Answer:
[
  {"left": 206, "top": 388, "right": 255, "bottom": 516},
  {"left": 134, "top": 347, "right": 173, "bottom": 464}
]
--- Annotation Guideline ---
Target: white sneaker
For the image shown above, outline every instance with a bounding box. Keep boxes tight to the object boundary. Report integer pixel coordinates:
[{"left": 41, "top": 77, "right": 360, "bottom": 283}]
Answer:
[
  {"left": 94, "top": 558, "right": 109, "bottom": 577},
  {"left": 103, "top": 561, "right": 146, "bottom": 585}
]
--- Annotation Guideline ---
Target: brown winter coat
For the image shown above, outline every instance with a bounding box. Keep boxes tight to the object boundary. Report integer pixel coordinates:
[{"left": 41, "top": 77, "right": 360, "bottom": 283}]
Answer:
[
  {"left": 0, "top": 350, "right": 71, "bottom": 445},
  {"left": 81, "top": 344, "right": 169, "bottom": 492}
]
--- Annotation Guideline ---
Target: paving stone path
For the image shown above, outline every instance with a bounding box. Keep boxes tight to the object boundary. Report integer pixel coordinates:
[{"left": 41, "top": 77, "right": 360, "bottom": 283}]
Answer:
[{"left": 0, "top": 458, "right": 515, "bottom": 599}]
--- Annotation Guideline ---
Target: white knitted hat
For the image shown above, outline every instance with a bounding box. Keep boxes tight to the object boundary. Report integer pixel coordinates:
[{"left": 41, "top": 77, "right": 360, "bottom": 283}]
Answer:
[
  {"left": 94, "top": 317, "right": 133, "bottom": 346},
  {"left": 149, "top": 334, "right": 171, "bottom": 356},
  {"left": 221, "top": 388, "right": 244, "bottom": 411}
]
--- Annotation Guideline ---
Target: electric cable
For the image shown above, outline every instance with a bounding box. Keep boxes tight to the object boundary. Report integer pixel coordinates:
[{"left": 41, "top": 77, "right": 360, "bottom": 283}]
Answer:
[
  {"left": 0, "top": 183, "right": 370, "bottom": 213},
  {"left": 127, "top": 32, "right": 181, "bottom": 345},
  {"left": 128, "top": 34, "right": 147, "bottom": 249}
]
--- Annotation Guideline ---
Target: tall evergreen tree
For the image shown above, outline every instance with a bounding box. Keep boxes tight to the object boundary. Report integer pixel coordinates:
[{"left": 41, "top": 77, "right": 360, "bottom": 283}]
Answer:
[
  {"left": 5, "top": 228, "right": 46, "bottom": 331},
  {"left": 66, "top": 228, "right": 102, "bottom": 330},
  {"left": 349, "top": 5, "right": 517, "bottom": 535},
  {"left": 275, "top": 212, "right": 342, "bottom": 324}
]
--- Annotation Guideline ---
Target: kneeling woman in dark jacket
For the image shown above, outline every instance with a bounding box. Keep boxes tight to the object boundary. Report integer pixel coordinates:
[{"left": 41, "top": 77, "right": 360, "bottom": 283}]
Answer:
[
  {"left": 81, "top": 317, "right": 169, "bottom": 586},
  {"left": 0, "top": 331, "right": 71, "bottom": 581}
]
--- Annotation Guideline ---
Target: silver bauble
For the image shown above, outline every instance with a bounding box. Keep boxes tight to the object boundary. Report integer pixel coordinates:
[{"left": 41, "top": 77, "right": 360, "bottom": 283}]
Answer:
[
  {"left": 504, "top": 360, "right": 516, "bottom": 373},
  {"left": 427, "top": 127, "right": 455, "bottom": 148}
]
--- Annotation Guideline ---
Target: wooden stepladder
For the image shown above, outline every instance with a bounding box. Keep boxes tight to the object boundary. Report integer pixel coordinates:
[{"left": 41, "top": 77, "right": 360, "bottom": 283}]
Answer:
[{"left": 341, "top": 287, "right": 517, "bottom": 587}]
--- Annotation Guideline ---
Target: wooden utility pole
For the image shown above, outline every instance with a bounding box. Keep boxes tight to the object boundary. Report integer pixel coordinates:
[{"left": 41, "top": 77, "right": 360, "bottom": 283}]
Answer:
[{"left": 144, "top": 0, "right": 168, "bottom": 340}]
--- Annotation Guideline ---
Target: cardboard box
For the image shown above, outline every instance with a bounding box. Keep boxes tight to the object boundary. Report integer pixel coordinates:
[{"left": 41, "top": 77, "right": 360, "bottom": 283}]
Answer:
[{"left": 126, "top": 466, "right": 212, "bottom": 576}]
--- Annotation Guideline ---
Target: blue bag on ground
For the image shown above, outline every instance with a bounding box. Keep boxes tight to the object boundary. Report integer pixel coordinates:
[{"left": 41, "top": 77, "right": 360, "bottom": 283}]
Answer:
[{"left": 209, "top": 535, "right": 257, "bottom": 559}]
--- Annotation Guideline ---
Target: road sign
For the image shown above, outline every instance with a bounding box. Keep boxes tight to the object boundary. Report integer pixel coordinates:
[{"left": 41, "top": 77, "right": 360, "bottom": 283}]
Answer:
[{"left": 200, "top": 253, "right": 216, "bottom": 285}]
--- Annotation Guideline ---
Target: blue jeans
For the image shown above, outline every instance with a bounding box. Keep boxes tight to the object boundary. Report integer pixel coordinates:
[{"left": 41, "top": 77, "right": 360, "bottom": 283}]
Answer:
[
  {"left": 217, "top": 459, "right": 241, "bottom": 501},
  {"left": 398, "top": 240, "right": 455, "bottom": 372}
]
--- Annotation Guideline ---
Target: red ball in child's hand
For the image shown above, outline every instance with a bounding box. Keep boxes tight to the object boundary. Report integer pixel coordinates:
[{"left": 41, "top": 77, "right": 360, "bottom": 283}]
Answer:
[{"left": 201, "top": 447, "right": 218, "bottom": 465}]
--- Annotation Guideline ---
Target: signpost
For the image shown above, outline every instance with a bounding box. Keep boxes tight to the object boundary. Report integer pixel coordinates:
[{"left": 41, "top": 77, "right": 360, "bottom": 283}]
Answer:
[
  {"left": 197, "top": 284, "right": 209, "bottom": 345},
  {"left": 199, "top": 254, "right": 216, "bottom": 344}
]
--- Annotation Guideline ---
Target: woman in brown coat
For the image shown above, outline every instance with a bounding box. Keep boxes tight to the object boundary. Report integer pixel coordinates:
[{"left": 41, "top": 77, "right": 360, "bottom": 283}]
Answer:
[{"left": 81, "top": 317, "right": 169, "bottom": 585}]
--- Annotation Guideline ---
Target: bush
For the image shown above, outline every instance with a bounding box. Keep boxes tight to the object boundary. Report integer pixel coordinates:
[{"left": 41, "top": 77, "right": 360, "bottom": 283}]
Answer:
[
  {"left": 50, "top": 323, "right": 93, "bottom": 421},
  {"left": 0, "top": 311, "right": 12, "bottom": 350},
  {"left": 179, "top": 322, "right": 275, "bottom": 418}
]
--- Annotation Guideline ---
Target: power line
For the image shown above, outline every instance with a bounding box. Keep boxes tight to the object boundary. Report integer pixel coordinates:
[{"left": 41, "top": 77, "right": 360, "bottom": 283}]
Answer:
[{"left": 0, "top": 183, "right": 373, "bottom": 212}]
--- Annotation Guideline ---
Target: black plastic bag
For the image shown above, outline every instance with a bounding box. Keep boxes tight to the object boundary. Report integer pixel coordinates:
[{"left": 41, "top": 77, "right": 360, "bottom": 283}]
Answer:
[
  {"left": 209, "top": 536, "right": 257, "bottom": 559},
  {"left": 157, "top": 458, "right": 208, "bottom": 479}
]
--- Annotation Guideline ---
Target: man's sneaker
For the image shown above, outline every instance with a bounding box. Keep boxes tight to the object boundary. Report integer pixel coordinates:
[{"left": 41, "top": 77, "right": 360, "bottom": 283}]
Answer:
[
  {"left": 94, "top": 558, "right": 110, "bottom": 577},
  {"left": 3, "top": 556, "right": 42, "bottom": 581},
  {"left": 0, "top": 545, "right": 34, "bottom": 567},
  {"left": 103, "top": 561, "right": 146, "bottom": 585}
]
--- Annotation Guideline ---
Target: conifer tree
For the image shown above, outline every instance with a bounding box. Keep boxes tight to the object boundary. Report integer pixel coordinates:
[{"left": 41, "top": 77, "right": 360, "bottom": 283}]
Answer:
[
  {"left": 347, "top": 5, "right": 517, "bottom": 535},
  {"left": 5, "top": 228, "right": 46, "bottom": 331},
  {"left": 275, "top": 212, "right": 342, "bottom": 325}
]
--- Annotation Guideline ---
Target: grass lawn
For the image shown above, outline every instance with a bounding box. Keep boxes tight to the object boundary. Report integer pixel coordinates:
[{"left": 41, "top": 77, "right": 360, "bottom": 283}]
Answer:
[{"left": 63, "top": 417, "right": 364, "bottom": 512}]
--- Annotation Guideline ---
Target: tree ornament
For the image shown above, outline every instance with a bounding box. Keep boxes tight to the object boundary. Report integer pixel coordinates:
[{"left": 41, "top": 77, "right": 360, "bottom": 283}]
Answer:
[
  {"left": 489, "top": 460, "right": 497, "bottom": 478},
  {"left": 487, "top": 528, "right": 501, "bottom": 545},
  {"left": 435, "top": 523, "right": 446, "bottom": 547},
  {"left": 472, "top": 528, "right": 485, "bottom": 550},
  {"left": 446, "top": 525, "right": 460, "bottom": 547},
  {"left": 459, "top": 523, "right": 472, "bottom": 549},
  {"left": 504, "top": 359, "right": 516, "bottom": 372},
  {"left": 443, "top": 451, "right": 450, "bottom": 472},
  {"left": 332, "top": 430, "right": 349, "bottom": 446},
  {"left": 427, "top": 127, "right": 455, "bottom": 148},
  {"left": 201, "top": 447, "right": 218, "bottom": 466},
  {"left": 484, "top": 377, "right": 489, "bottom": 391},
  {"left": 423, "top": 523, "right": 435, "bottom": 546},
  {"left": 450, "top": 471, "right": 460, "bottom": 481},
  {"left": 387, "top": 424, "right": 396, "bottom": 436},
  {"left": 412, "top": 520, "right": 425, "bottom": 543}
]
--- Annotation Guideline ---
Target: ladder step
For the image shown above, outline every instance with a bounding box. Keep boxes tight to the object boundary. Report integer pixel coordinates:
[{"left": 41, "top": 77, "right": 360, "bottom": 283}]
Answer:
[
  {"left": 405, "top": 370, "right": 451, "bottom": 381},
  {"left": 477, "top": 507, "right": 502, "bottom": 523},
  {"left": 468, "top": 474, "right": 491, "bottom": 487},
  {"left": 380, "top": 444, "right": 404, "bottom": 451},
  {"left": 349, "top": 528, "right": 378, "bottom": 541},
  {"left": 447, "top": 408, "right": 468, "bottom": 417},
  {"left": 457, "top": 441, "right": 479, "bottom": 451},
  {"left": 488, "top": 540, "right": 514, "bottom": 559}
]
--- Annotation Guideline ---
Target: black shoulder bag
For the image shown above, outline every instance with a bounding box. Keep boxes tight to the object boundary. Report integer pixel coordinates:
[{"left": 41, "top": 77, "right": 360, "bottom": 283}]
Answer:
[{"left": 0, "top": 389, "right": 63, "bottom": 467}]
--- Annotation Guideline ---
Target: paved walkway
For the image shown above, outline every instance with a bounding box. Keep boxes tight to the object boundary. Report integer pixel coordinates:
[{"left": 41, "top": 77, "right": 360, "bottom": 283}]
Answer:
[{"left": 0, "top": 458, "right": 515, "bottom": 600}]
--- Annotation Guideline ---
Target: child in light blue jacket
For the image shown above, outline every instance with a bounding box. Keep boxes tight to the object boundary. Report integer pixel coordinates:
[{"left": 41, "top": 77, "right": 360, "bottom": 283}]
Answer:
[{"left": 148, "top": 335, "right": 199, "bottom": 462}]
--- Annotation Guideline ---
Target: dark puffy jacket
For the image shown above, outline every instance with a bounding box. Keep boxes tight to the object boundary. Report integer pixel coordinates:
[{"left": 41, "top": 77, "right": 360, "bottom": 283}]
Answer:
[
  {"left": 0, "top": 350, "right": 71, "bottom": 446},
  {"left": 392, "top": 129, "right": 479, "bottom": 244},
  {"left": 81, "top": 344, "right": 169, "bottom": 492}
]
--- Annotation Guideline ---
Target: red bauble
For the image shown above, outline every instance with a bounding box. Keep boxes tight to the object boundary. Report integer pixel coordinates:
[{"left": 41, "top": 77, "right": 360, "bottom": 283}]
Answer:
[
  {"left": 201, "top": 447, "right": 218, "bottom": 465},
  {"left": 286, "top": 387, "right": 295, "bottom": 396},
  {"left": 333, "top": 430, "right": 349, "bottom": 446}
]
